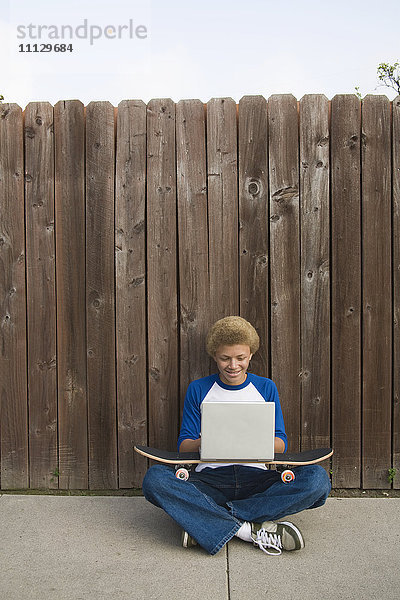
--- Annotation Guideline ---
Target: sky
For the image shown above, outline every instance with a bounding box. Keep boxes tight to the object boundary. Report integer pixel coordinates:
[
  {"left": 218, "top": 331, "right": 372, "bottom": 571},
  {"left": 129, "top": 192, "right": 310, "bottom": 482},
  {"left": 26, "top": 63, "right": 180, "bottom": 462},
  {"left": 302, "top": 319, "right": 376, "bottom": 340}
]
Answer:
[{"left": 1, "top": 0, "right": 399, "bottom": 108}]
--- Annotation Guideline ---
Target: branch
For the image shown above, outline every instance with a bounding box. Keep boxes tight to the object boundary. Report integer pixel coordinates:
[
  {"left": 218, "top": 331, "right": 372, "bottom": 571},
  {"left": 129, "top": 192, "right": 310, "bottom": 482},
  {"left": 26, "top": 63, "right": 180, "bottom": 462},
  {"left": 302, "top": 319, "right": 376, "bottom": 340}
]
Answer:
[{"left": 377, "top": 62, "right": 400, "bottom": 95}]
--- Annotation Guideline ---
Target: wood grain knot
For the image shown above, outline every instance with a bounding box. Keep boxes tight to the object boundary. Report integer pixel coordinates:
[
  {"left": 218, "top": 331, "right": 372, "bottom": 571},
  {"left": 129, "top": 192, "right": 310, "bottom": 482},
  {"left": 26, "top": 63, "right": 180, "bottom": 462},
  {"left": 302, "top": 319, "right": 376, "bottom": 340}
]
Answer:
[{"left": 248, "top": 181, "right": 260, "bottom": 195}]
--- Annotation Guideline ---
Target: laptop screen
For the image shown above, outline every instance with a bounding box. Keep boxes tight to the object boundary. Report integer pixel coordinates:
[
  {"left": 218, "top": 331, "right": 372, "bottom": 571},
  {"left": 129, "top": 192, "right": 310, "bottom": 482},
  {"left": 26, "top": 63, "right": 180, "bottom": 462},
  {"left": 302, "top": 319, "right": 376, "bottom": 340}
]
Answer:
[{"left": 200, "top": 401, "right": 275, "bottom": 461}]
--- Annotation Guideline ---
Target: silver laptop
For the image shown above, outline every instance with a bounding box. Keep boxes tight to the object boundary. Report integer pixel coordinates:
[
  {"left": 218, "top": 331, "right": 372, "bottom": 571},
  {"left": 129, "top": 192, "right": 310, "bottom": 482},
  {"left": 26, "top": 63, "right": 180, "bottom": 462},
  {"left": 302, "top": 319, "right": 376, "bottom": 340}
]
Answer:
[{"left": 200, "top": 401, "right": 275, "bottom": 461}]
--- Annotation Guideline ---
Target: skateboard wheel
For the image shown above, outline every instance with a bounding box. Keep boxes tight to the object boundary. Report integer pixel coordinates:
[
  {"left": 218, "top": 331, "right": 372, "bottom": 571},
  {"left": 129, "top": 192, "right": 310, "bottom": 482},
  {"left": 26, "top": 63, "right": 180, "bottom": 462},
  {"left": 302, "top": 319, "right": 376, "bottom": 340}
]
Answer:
[
  {"left": 281, "top": 469, "right": 295, "bottom": 483},
  {"left": 175, "top": 468, "right": 189, "bottom": 481}
]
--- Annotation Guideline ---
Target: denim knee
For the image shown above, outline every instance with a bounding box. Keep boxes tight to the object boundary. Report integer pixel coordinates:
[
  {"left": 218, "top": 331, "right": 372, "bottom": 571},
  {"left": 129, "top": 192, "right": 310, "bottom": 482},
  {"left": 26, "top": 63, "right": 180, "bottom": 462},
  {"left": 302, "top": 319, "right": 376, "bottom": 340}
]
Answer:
[
  {"left": 142, "top": 464, "right": 171, "bottom": 499},
  {"left": 306, "top": 464, "right": 331, "bottom": 497}
]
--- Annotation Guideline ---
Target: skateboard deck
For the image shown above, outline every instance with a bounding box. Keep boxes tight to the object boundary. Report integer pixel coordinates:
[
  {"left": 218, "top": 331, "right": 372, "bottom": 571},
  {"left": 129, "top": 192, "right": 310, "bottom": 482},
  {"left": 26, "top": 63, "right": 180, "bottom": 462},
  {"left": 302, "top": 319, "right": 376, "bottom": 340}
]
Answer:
[{"left": 134, "top": 445, "right": 333, "bottom": 466}]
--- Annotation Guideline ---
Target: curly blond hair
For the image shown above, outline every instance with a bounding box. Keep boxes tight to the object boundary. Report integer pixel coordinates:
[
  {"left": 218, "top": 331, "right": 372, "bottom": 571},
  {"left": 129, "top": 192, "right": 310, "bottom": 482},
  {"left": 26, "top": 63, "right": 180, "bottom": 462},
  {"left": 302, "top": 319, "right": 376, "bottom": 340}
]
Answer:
[{"left": 206, "top": 316, "right": 260, "bottom": 356}]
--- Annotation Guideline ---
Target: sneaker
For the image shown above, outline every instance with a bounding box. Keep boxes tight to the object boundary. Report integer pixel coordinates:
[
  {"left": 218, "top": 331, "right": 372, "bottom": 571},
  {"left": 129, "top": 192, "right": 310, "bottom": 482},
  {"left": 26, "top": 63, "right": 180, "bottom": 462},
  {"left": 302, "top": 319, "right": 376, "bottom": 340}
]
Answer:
[
  {"left": 181, "top": 530, "right": 197, "bottom": 548},
  {"left": 251, "top": 521, "right": 304, "bottom": 555}
]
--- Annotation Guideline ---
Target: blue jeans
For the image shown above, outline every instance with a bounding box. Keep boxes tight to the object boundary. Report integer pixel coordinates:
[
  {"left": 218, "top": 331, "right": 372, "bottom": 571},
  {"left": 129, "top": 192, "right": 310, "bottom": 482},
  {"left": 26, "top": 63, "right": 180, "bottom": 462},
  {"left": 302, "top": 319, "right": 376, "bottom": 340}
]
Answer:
[{"left": 142, "top": 463, "right": 331, "bottom": 555}]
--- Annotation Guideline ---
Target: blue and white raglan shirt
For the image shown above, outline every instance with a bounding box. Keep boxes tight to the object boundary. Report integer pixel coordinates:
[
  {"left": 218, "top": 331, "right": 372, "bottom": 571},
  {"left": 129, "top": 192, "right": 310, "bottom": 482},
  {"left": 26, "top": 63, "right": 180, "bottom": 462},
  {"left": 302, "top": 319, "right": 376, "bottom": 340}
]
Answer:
[{"left": 178, "top": 372, "right": 287, "bottom": 472}]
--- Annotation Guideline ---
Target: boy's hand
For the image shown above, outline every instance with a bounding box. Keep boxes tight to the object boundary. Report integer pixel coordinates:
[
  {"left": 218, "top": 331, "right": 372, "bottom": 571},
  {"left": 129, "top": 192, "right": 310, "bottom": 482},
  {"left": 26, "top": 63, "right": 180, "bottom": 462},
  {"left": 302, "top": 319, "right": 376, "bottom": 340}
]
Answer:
[
  {"left": 274, "top": 437, "right": 285, "bottom": 453},
  {"left": 179, "top": 438, "right": 201, "bottom": 453}
]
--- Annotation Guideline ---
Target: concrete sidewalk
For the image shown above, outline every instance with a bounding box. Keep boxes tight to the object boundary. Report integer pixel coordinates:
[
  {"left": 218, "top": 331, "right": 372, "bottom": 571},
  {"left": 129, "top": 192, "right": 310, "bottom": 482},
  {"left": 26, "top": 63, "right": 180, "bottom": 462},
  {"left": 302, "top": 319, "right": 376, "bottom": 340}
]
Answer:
[{"left": 1, "top": 495, "right": 399, "bottom": 600}]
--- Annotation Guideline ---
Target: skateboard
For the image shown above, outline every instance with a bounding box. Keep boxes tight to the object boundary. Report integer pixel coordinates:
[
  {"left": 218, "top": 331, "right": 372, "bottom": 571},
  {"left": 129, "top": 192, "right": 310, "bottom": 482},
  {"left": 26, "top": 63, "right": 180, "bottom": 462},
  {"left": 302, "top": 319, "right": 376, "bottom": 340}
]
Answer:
[{"left": 134, "top": 445, "right": 333, "bottom": 483}]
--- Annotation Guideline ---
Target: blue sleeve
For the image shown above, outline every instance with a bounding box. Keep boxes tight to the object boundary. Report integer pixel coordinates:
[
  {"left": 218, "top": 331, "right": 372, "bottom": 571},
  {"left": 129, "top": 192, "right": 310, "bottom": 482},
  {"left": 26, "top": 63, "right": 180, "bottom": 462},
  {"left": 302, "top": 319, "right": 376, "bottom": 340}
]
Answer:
[
  {"left": 177, "top": 382, "right": 201, "bottom": 451},
  {"left": 267, "top": 380, "right": 288, "bottom": 452}
]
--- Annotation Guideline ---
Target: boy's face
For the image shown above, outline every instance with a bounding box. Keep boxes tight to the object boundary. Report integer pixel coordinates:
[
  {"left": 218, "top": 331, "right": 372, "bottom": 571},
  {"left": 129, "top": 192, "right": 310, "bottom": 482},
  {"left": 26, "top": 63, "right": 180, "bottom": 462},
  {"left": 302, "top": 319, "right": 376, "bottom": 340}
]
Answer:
[{"left": 214, "top": 344, "right": 253, "bottom": 386}]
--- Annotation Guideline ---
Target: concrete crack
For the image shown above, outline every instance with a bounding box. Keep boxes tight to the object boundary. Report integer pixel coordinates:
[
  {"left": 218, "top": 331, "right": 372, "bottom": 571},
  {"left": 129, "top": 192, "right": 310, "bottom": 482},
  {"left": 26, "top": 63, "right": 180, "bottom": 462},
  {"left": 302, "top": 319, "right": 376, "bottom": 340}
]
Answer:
[{"left": 226, "top": 542, "right": 231, "bottom": 599}]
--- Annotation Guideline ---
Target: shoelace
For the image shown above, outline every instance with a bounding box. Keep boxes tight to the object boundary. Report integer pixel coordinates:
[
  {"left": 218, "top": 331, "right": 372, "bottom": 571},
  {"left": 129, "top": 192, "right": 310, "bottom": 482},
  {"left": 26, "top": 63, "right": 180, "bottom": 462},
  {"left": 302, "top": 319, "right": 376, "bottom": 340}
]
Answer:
[{"left": 254, "top": 528, "right": 282, "bottom": 556}]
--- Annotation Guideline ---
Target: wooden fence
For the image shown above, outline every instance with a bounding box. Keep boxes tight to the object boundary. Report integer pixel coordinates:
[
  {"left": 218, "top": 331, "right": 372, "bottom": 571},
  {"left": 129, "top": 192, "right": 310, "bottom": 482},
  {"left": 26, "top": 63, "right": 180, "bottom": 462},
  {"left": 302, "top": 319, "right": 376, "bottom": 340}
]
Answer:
[{"left": 0, "top": 94, "right": 399, "bottom": 490}]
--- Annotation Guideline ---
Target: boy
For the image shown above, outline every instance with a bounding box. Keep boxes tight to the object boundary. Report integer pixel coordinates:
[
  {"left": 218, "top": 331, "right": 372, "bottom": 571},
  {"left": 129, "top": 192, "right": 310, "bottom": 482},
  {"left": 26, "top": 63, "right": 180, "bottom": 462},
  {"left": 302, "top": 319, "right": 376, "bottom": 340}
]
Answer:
[{"left": 142, "top": 316, "right": 331, "bottom": 555}]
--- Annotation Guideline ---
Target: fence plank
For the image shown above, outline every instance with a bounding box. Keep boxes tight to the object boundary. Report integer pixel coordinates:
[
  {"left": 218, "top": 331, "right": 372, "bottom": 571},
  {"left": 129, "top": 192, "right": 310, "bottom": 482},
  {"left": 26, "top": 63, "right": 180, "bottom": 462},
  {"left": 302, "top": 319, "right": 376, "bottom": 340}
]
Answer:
[
  {"left": 207, "top": 98, "right": 239, "bottom": 323},
  {"left": 86, "top": 102, "right": 117, "bottom": 489},
  {"left": 116, "top": 100, "right": 147, "bottom": 488},
  {"left": 238, "top": 95, "right": 269, "bottom": 376},
  {"left": 299, "top": 95, "right": 330, "bottom": 451},
  {"left": 331, "top": 95, "right": 361, "bottom": 488},
  {"left": 147, "top": 99, "right": 179, "bottom": 450},
  {"left": 361, "top": 95, "right": 392, "bottom": 489},
  {"left": 55, "top": 100, "right": 88, "bottom": 489},
  {"left": 394, "top": 96, "right": 400, "bottom": 490},
  {"left": 176, "top": 99, "right": 210, "bottom": 413},
  {"left": 0, "top": 103, "right": 28, "bottom": 489},
  {"left": 25, "top": 102, "right": 58, "bottom": 489},
  {"left": 268, "top": 94, "right": 301, "bottom": 451}
]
